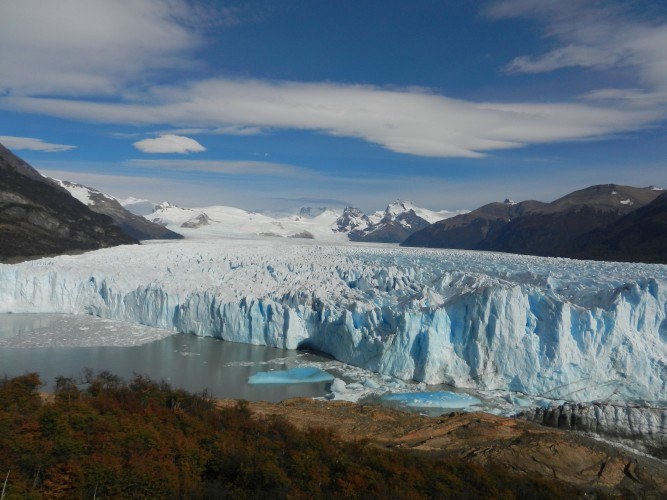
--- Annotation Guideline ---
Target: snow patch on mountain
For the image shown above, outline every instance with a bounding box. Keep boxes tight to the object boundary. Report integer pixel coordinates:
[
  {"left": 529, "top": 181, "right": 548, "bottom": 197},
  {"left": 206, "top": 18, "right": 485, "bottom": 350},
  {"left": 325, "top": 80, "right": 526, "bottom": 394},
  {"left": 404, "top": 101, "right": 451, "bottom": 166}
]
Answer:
[{"left": 50, "top": 178, "right": 114, "bottom": 206}]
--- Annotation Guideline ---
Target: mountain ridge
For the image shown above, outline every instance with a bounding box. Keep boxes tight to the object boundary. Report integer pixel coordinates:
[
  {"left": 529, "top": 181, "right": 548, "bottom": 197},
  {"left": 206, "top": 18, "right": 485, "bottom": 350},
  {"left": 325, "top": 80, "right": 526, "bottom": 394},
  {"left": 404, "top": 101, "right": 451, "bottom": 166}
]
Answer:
[
  {"left": 50, "top": 179, "right": 183, "bottom": 241},
  {"left": 402, "top": 184, "right": 666, "bottom": 263},
  {"left": 0, "top": 143, "right": 136, "bottom": 261},
  {"left": 147, "top": 199, "right": 463, "bottom": 243}
]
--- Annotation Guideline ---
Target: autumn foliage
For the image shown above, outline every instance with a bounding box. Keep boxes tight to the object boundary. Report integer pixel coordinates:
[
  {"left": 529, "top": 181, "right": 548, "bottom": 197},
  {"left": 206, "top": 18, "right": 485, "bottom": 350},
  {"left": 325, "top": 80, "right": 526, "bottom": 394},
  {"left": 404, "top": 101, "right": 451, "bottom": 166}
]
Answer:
[{"left": 0, "top": 372, "right": 576, "bottom": 499}]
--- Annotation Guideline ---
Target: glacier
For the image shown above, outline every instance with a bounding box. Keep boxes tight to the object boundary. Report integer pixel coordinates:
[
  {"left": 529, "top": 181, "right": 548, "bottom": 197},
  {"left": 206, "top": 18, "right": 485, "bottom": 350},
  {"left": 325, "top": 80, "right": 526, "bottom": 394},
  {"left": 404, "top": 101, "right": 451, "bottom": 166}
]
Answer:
[{"left": 0, "top": 237, "right": 666, "bottom": 404}]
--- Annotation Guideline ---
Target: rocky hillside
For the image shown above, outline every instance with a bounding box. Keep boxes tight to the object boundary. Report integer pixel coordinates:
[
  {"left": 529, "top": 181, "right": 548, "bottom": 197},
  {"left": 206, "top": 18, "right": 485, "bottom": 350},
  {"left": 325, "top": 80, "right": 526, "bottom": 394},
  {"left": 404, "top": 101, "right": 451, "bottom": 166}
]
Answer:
[
  {"left": 226, "top": 398, "right": 667, "bottom": 497},
  {"left": 403, "top": 184, "right": 666, "bottom": 263},
  {"left": 0, "top": 143, "right": 136, "bottom": 261},
  {"left": 568, "top": 191, "right": 667, "bottom": 264},
  {"left": 52, "top": 179, "right": 182, "bottom": 241}
]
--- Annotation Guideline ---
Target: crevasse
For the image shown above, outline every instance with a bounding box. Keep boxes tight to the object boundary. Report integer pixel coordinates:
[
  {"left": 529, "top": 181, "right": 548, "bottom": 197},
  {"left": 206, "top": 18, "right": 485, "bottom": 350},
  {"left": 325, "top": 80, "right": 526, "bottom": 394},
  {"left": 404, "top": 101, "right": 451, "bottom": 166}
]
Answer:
[{"left": 1, "top": 239, "right": 665, "bottom": 403}]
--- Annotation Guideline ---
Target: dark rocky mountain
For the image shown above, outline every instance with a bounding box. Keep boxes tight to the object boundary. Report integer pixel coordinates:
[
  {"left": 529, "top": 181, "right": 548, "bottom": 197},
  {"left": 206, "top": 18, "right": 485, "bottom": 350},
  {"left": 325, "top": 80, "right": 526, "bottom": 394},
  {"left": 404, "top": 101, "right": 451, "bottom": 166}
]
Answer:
[
  {"left": 349, "top": 202, "right": 431, "bottom": 243},
  {"left": 567, "top": 191, "right": 667, "bottom": 264},
  {"left": 403, "top": 198, "right": 546, "bottom": 249},
  {"left": 0, "top": 143, "right": 136, "bottom": 261},
  {"left": 52, "top": 179, "right": 182, "bottom": 240},
  {"left": 403, "top": 184, "right": 666, "bottom": 263}
]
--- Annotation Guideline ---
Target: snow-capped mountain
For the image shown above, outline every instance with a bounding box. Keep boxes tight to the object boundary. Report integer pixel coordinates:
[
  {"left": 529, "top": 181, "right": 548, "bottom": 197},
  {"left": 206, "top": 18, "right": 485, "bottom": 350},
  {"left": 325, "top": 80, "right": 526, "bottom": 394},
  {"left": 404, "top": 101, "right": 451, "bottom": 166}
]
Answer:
[
  {"left": 145, "top": 199, "right": 464, "bottom": 243},
  {"left": 383, "top": 200, "right": 463, "bottom": 224},
  {"left": 333, "top": 207, "right": 371, "bottom": 233},
  {"left": 347, "top": 200, "right": 466, "bottom": 243},
  {"left": 147, "top": 202, "right": 347, "bottom": 240},
  {"left": 50, "top": 179, "right": 182, "bottom": 241}
]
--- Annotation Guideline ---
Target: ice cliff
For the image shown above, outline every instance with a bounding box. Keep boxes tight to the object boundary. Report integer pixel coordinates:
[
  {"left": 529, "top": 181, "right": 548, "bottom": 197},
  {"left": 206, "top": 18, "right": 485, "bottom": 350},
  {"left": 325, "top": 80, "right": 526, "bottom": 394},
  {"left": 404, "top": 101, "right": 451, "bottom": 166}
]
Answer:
[
  {"left": 1, "top": 238, "right": 665, "bottom": 404},
  {"left": 518, "top": 403, "right": 667, "bottom": 459}
]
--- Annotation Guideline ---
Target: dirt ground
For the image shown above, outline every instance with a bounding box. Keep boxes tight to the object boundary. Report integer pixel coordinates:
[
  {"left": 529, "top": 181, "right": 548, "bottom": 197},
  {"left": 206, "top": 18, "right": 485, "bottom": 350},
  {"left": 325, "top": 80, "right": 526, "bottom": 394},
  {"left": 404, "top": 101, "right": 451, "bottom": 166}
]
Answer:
[{"left": 218, "top": 397, "right": 667, "bottom": 497}]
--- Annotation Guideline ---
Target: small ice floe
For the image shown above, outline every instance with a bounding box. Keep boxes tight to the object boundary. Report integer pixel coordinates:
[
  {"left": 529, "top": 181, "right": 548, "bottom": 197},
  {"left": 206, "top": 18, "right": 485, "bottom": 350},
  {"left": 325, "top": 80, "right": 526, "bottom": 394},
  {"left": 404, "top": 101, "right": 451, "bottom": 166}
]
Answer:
[
  {"left": 382, "top": 391, "right": 482, "bottom": 410},
  {"left": 248, "top": 367, "right": 334, "bottom": 385}
]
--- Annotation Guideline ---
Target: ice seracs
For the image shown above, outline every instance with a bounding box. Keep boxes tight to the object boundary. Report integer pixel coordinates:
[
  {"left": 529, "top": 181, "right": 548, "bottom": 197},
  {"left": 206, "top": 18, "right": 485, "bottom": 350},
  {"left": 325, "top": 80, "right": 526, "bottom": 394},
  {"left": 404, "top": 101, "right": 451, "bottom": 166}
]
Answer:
[{"left": 0, "top": 238, "right": 665, "bottom": 406}]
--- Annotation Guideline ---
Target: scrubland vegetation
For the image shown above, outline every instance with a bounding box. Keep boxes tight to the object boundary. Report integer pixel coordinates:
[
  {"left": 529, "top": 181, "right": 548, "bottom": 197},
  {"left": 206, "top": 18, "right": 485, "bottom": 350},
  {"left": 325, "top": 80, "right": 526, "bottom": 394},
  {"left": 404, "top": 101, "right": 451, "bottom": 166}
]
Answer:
[{"left": 0, "top": 372, "right": 578, "bottom": 499}]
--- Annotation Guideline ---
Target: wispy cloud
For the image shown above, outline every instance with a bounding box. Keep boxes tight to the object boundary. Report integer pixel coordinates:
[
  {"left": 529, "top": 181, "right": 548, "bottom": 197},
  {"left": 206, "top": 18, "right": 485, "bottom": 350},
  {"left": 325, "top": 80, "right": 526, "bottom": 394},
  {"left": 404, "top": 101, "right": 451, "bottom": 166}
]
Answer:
[
  {"left": 0, "top": 135, "right": 76, "bottom": 152},
  {"left": 2, "top": 1, "right": 665, "bottom": 160},
  {"left": 2, "top": 78, "right": 659, "bottom": 159},
  {"left": 133, "top": 134, "right": 206, "bottom": 154},
  {"left": 155, "top": 125, "right": 265, "bottom": 137},
  {"left": 0, "top": 0, "right": 213, "bottom": 96},
  {"left": 488, "top": 1, "right": 667, "bottom": 95},
  {"left": 125, "top": 158, "right": 310, "bottom": 177}
]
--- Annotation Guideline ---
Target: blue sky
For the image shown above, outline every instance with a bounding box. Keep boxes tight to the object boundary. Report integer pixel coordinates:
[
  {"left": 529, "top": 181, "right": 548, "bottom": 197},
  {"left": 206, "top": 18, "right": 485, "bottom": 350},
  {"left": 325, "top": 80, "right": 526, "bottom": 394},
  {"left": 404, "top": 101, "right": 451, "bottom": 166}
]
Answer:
[{"left": 1, "top": 0, "right": 667, "bottom": 212}]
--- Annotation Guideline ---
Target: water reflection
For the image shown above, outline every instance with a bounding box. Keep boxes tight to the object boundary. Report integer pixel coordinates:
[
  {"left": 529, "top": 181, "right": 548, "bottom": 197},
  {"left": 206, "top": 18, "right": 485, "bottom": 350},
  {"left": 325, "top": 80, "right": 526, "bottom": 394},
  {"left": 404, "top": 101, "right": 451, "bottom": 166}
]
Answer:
[{"left": 0, "top": 314, "right": 333, "bottom": 402}]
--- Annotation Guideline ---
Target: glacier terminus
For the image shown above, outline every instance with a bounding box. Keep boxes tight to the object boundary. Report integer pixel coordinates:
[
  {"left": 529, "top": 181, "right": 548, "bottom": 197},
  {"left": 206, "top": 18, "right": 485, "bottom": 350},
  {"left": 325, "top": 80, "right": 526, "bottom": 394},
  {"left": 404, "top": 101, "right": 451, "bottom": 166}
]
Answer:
[{"left": 1, "top": 237, "right": 665, "bottom": 406}]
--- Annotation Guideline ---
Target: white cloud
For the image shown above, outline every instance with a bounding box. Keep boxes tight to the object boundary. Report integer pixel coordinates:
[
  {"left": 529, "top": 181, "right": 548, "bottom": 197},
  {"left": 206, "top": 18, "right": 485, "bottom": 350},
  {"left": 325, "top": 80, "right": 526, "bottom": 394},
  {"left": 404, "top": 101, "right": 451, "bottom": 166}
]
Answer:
[
  {"left": 2, "top": 78, "right": 660, "bottom": 159},
  {"left": 505, "top": 45, "right": 623, "bottom": 74},
  {"left": 488, "top": 1, "right": 667, "bottom": 93},
  {"left": 212, "top": 125, "right": 265, "bottom": 136},
  {"left": 579, "top": 88, "right": 667, "bottom": 107},
  {"left": 133, "top": 134, "right": 206, "bottom": 154},
  {"left": 155, "top": 125, "right": 265, "bottom": 136},
  {"left": 2, "top": 1, "right": 665, "bottom": 159},
  {"left": 0, "top": 135, "right": 76, "bottom": 152},
  {"left": 0, "top": 0, "right": 204, "bottom": 96}
]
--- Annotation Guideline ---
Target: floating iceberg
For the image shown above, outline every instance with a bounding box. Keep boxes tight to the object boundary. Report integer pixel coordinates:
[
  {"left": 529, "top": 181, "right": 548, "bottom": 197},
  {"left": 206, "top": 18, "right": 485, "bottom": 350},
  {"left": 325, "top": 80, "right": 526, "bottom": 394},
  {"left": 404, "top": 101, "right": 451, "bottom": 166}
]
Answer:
[
  {"left": 382, "top": 391, "right": 482, "bottom": 409},
  {"left": 0, "top": 238, "right": 665, "bottom": 403},
  {"left": 248, "top": 367, "right": 334, "bottom": 385}
]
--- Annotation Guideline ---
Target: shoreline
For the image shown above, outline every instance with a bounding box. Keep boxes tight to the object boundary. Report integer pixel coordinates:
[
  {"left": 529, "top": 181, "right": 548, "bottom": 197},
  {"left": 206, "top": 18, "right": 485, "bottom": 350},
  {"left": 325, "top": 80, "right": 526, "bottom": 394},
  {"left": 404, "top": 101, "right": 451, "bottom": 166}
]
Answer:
[{"left": 216, "top": 397, "right": 667, "bottom": 494}]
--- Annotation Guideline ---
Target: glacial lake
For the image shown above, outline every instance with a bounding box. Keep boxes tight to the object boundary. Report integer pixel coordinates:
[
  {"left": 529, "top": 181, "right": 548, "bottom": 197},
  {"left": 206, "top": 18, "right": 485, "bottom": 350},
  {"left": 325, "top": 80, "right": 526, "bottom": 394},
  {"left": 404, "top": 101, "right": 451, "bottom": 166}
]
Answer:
[
  {"left": 0, "top": 313, "right": 337, "bottom": 402},
  {"left": 0, "top": 313, "right": 511, "bottom": 415}
]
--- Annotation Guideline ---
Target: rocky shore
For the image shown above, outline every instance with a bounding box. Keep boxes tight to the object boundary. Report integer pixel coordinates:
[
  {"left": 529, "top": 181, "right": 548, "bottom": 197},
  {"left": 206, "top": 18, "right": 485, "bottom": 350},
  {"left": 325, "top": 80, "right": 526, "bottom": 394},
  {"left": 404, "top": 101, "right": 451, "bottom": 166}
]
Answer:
[{"left": 218, "top": 398, "right": 667, "bottom": 497}]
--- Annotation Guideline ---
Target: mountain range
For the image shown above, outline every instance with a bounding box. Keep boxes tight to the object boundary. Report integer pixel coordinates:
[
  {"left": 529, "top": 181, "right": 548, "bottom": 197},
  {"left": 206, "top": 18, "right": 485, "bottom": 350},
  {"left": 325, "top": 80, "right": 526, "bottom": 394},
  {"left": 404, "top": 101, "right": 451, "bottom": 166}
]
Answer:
[
  {"left": 147, "top": 199, "right": 464, "bottom": 243},
  {"left": 403, "top": 184, "right": 667, "bottom": 264},
  {"left": 2, "top": 143, "right": 665, "bottom": 263}
]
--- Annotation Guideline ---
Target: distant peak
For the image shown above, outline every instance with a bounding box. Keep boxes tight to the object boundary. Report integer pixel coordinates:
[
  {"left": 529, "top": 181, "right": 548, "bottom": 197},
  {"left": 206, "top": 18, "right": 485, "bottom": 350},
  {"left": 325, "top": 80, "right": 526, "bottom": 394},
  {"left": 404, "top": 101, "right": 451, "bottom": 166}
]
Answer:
[
  {"left": 342, "top": 206, "right": 364, "bottom": 215},
  {"left": 504, "top": 198, "right": 517, "bottom": 206},
  {"left": 385, "top": 199, "right": 416, "bottom": 215},
  {"left": 297, "top": 206, "right": 329, "bottom": 218},
  {"left": 388, "top": 198, "right": 413, "bottom": 207}
]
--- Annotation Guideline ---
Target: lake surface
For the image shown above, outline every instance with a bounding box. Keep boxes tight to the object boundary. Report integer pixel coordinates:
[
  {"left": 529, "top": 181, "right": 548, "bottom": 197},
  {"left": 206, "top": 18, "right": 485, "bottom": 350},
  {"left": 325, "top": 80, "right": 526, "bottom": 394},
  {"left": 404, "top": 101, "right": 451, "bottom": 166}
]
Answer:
[
  {"left": 0, "top": 313, "right": 514, "bottom": 415},
  {"left": 0, "top": 313, "right": 336, "bottom": 402}
]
